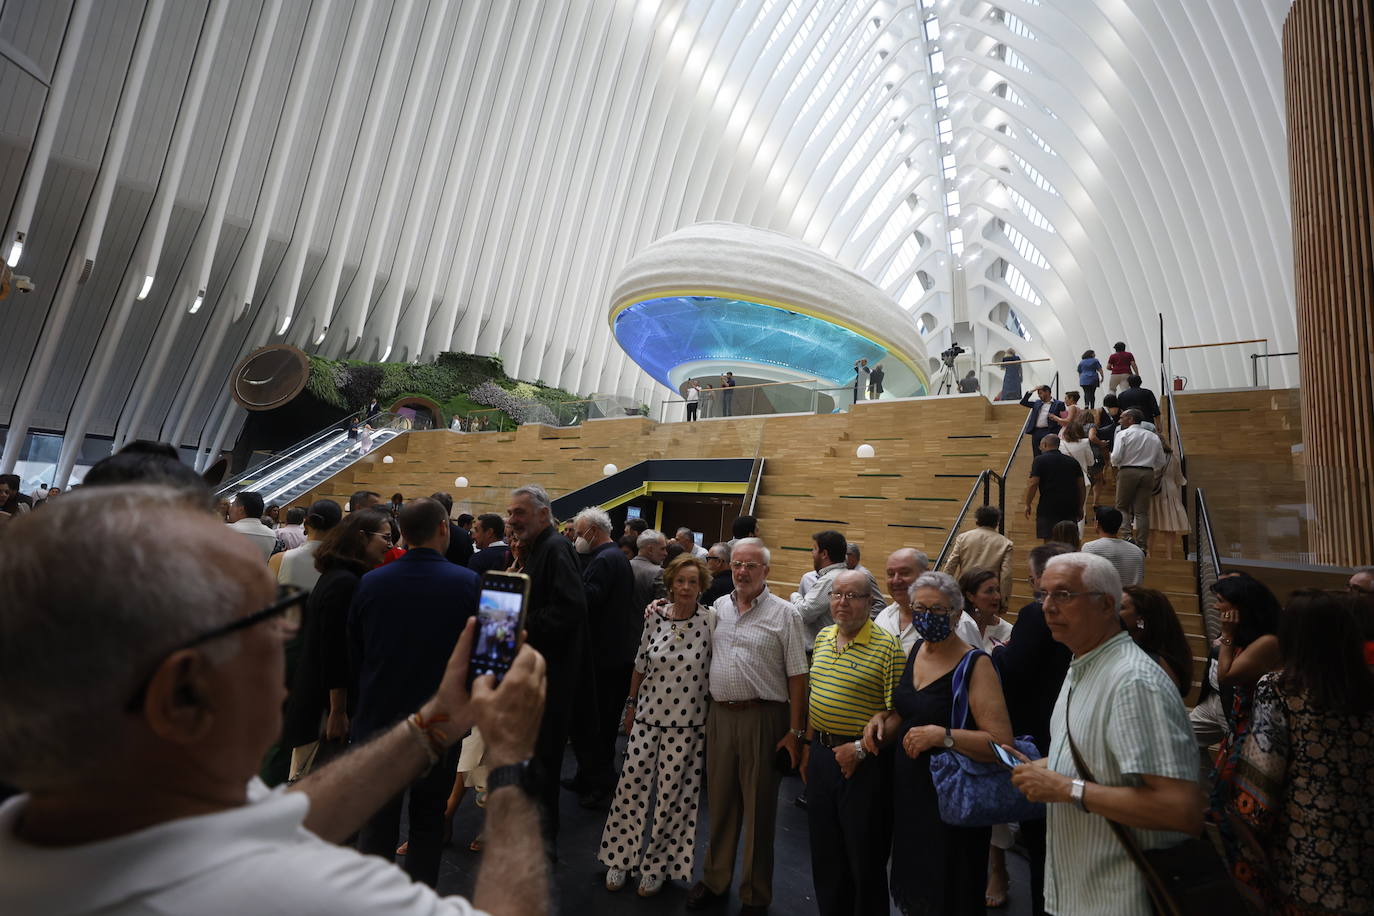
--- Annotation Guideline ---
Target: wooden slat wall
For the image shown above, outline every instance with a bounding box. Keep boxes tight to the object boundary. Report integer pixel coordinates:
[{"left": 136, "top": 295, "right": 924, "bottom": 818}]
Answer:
[{"left": 1285, "top": 0, "right": 1374, "bottom": 566}]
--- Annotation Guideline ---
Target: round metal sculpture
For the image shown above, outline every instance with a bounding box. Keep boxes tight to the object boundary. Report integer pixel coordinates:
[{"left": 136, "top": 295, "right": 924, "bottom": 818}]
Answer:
[{"left": 229, "top": 345, "right": 311, "bottom": 411}]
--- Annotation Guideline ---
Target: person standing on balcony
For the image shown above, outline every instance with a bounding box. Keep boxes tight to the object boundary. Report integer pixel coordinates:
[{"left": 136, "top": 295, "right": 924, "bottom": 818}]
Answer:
[
  {"left": 721, "top": 372, "right": 736, "bottom": 416},
  {"left": 685, "top": 379, "right": 701, "bottom": 422},
  {"left": 852, "top": 358, "right": 870, "bottom": 403},
  {"left": 998, "top": 347, "right": 1023, "bottom": 401},
  {"left": 868, "top": 362, "right": 885, "bottom": 399},
  {"left": 1106, "top": 341, "right": 1139, "bottom": 394}
]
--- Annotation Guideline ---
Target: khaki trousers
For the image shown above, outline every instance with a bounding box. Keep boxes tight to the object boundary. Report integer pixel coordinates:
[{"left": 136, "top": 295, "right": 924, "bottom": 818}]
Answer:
[
  {"left": 1115, "top": 466, "right": 1154, "bottom": 546},
  {"left": 702, "top": 701, "right": 790, "bottom": 906}
]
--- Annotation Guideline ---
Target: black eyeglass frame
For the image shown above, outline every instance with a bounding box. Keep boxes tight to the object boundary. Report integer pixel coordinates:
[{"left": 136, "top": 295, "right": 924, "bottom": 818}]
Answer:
[{"left": 124, "top": 586, "right": 310, "bottom": 713}]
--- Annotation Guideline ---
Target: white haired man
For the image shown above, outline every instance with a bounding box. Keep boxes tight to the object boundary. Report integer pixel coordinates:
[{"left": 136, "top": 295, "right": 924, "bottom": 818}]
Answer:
[
  {"left": 630, "top": 529, "right": 668, "bottom": 612},
  {"left": 0, "top": 486, "right": 549, "bottom": 915},
  {"left": 567, "top": 506, "right": 637, "bottom": 809},
  {"left": 506, "top": 483, "right": 590, "bottom": 849},
  {"left": 676, "top": 526, "right": 709, "bottom": 559},
  {"left": 1009, "top": 552, "right": 1202, "bottom": 916},
  {"left": 688, "top": 538, "right": 808, "bottom": 915}
]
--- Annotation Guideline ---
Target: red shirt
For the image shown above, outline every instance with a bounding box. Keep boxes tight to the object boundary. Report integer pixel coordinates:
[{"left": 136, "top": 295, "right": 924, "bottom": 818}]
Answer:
[
  {"left": 380, "top": 546, "right": 406, "bottom": 566},
  {"left": 1107, "top": 351, "right": 1135, "bottom": 374}
]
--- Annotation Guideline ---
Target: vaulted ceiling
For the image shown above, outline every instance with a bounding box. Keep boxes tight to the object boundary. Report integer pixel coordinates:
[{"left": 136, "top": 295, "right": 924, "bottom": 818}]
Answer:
[{"left": 0, "top": 0, "right": 1295, "bottom": 480}]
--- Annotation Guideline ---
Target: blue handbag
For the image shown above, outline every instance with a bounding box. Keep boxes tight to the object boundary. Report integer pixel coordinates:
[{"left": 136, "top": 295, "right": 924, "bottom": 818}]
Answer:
[{"left": 927, "top": 648, "right": 1046, "bottom": 827}]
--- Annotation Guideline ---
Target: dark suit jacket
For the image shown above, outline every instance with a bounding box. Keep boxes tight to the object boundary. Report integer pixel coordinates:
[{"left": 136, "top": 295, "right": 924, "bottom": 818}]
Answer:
[
  {"left": 991, "top": 600, "right": 1072, "bottom": 756},
  {"left": 701, "top": 569, "right": 735, "bottom": 606},
  {"left": 467, "top": 543, "right": 510, "bottom": 576},
  {"left": 1019, "top": 391, "right": 1067, "bottom": 434},
  {"left": 348, "top": 548, "right": 479, "bottom": 742},
  {"left": 1115, "top": 386, "right": 1160, "bottom": 421},
  {"left": 446, "top": 523, "right": 475, "bottom": 566},
  {"left": 582, "top": 540, "right": 638, "bottom": 665}
]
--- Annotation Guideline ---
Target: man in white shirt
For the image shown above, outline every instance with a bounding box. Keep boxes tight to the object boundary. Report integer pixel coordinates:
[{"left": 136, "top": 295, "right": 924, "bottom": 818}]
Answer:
[
  {"left": 1110, "top": 409, "right": 1166, "bottom": 549},
  {"left": 226, "top": 490, "right": 278, "bottom": 562},
  {"left": 790, "top": 531, "right": 884, "bottom": 643},
  {"left": 1009, "top": 553, "right": 1201, "bottom": 916},
  {"left": 0, "top": 486, "right": 550, "bottom": 916},
  {"left": 1081, "top": 507, "right": 1146, "bottom": 587},
  {"left": 689, "top": 538, "right": 808, "bottom": 914},
  {"left": 675, "top": 526, "right": 709, "bottom": 559},
  {"left": 685, "top": 379, "right": 701, "bottom": 422},
  {"left": 874, "top": 547, "right": 930, "bottom": 656}
]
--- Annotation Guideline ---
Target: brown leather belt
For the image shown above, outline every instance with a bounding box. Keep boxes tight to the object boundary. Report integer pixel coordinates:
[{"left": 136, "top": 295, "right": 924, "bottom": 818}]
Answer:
[
  {"left": 813, "top": 731, "right": 863, "bottom": 748},
  {"left": 713, "top": 698, "right": 784, "bottom": 710}
]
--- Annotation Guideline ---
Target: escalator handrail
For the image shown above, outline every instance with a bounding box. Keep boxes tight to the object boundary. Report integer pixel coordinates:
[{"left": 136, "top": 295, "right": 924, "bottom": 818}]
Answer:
[{"left": 215, "top": 411, "right": 390, "bottom": 497}]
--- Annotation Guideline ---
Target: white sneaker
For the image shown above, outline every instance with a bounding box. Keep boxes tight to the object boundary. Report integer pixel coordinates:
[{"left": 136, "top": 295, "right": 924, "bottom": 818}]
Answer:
[
  {"left": 605, "top": 868, "right": 628, "bottom": 892},
  {"left": 637, "top": 873, "right": 666, "bottom": 897}
]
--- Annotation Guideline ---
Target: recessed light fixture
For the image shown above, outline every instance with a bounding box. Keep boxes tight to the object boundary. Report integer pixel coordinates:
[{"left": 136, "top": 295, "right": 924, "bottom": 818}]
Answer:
[
  {"left": 6, "top": 237, "right": 24, "bottom": 267},
  {"left": 137, "top": 275, "right": 154, "bottom": 300},
  {"left": 189, "top": 290, "right": 205, "bottom": 314}
]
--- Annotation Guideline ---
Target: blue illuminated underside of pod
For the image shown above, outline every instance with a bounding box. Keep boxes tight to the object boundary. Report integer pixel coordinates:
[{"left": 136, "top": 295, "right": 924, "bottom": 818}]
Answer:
[{"left": 613, "top": 296, "right": 889, "bottom": 389}]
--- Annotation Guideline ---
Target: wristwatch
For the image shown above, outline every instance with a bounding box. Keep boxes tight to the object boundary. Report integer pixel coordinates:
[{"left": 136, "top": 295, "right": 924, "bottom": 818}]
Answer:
[
  {"left": 1070, "top": 777, "right": 1088, "bottom": 811},
  {"left": 942, "top": 726, "right": 955, "bottom": 749},
  {"left": 790, "top": 728, "right": 805, "bottom": 740},
  {"left": 487, "top": 759, "right": 538, "bottom": 798},
  {"left": 852, "top": 740, "right": 868, "bottom": 762}
]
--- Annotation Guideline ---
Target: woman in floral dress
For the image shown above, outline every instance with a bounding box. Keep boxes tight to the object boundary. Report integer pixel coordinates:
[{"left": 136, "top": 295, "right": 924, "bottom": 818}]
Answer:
[{"left": 1228, "top": 590, "right": 1374, "bottom": 913}]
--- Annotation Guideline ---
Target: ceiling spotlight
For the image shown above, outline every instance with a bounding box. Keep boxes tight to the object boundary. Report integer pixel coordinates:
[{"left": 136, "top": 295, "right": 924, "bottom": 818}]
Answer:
[
  {"left": 7, "top": 236, "right": 24, "bottom": 267},
  {"left": 189, "top": 290, "right": 205, "bottom": 314},
  {"left": 278, "top": 314, "right": 291, "bottom": 334},
  {"left": 137, "top": 275, "right": 154, "bottom": 300}
]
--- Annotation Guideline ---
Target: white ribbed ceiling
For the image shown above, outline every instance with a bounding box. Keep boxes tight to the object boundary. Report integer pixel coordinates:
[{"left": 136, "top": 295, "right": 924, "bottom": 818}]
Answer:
[{"left": 0, "top": 0, "right": 1295, "bottom": 481}]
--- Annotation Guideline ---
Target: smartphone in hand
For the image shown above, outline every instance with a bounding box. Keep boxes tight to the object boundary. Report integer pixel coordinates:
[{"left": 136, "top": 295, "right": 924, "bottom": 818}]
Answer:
[
  {"left": 989, "top": 740, "right": 1020, "bottom": 771},
  {"left": 468, "top": 571, "right": 530, "bottom": 687}
]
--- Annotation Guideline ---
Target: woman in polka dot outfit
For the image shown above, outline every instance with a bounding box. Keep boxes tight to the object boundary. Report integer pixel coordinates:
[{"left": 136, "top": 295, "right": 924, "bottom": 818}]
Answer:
[{"left": 599, "top": 553, "right": 713, "bottom": 897}]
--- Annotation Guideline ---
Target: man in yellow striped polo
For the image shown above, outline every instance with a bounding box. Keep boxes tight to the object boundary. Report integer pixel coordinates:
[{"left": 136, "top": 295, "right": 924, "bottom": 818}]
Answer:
[{"left": 801, "top": 569, "right": 904, "bottom": 916}]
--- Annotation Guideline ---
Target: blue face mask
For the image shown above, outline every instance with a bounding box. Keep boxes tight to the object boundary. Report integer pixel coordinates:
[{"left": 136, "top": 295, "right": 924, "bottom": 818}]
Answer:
[{"left": 913, "top": 610, "right": 953, "bottom": 643}]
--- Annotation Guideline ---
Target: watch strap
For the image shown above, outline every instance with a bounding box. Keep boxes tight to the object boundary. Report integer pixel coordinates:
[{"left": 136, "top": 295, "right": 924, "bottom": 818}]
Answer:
[{"left": 486, "top": 758, "right": 537, "bottom": 797}]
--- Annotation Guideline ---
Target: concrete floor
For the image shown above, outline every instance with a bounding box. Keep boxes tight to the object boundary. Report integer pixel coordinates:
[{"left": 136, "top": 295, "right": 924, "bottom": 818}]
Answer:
[{"left": 419, "top": 741, "right": 1034, "bottom": 916}]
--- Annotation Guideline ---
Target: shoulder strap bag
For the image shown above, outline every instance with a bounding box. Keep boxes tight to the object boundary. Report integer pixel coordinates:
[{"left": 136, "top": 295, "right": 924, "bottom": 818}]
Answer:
[
  {"left": 928, "top": 648, "right": 1045, "bottom": 827},
  {"left": 1064, "top": 689, "right": 1247, "bottom": 915}
]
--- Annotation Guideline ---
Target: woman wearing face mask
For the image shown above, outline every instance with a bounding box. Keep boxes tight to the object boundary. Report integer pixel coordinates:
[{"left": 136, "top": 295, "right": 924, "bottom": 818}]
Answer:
[
  {"left": 599, "top": 554, "right": 713, "bottom": 898},
  {"left": 863, "top": 571, "right": 1014, "bottom": 916}
]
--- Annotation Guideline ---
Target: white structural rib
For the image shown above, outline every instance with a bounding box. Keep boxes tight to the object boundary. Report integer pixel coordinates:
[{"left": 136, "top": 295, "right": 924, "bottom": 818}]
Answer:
[{"left": 0, "top": 0, "right": 1296, "bottom": 484}]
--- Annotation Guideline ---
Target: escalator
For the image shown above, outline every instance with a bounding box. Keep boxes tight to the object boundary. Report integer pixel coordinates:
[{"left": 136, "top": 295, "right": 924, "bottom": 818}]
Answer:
[{"left": 215, "top": 413, "right": 425, "bottom": 507}]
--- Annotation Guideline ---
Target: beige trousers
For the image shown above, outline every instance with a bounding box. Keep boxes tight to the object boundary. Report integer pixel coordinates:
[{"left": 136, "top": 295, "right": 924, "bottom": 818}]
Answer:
[{"left": 701, "top": 702, "right": 790, "bottom": 906}]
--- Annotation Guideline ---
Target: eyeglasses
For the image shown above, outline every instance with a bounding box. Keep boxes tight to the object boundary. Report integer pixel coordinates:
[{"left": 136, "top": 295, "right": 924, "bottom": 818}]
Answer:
[
  {"left": 369, "top": 529, "right": 393, "bottom": 544},
  {"left": 912, "top": 603, "right": 955, "bottom": 615},
  {"left": 1042, "top": 589, "right": 1105, "bottom": 605},
  {"left": 830, "top": 591, "right": 868, "bottom": 602},
  {"left": 124, "top": 586, "right": 310, "bottom": 713},
  {"left": 730, "top": 561, "right": 763, "bottom": 570}
]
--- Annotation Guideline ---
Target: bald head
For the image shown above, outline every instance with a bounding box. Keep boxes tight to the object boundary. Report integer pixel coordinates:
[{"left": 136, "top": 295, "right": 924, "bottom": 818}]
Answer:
[{"left": 0, "top": 486, "right": 276, "bottom": 792}]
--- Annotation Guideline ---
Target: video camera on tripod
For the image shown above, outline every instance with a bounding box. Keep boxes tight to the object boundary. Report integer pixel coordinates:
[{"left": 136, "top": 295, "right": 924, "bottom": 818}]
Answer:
[{"left": 940, "top": 343, "right": 966, "bottom": 368}]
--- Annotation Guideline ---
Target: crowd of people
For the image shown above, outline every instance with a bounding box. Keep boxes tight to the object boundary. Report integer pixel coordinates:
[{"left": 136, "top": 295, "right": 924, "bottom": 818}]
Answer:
[{"left": 1, "top": 437, "right": 1371, "bottom": 916}]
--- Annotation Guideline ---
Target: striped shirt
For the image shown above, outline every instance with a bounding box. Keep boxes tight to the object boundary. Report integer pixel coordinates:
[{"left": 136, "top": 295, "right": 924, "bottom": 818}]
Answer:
[
  {"left": 1044, "top": 631, "right": 1198, "bottom": 916},
  {"left": 807, "top": 620, "right": 903, "bottom": 736},
  {"left": 709, "top": 587, "right": 809, "bottom": 703}
]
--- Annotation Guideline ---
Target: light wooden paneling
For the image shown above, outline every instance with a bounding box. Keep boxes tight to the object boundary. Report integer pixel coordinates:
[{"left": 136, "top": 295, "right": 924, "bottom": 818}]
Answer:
[{"left": 1285, "top": 0, "right": 1374, "bottom": 566}]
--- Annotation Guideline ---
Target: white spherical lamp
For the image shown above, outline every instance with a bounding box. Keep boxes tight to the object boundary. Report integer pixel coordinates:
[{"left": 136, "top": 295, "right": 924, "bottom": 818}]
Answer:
[
  {"left": 382, "top": 455, "right": 394, "bottom": 464},
  {"left": 455, "top": 476, "right": 469, "bottom": 488},
  {"left": 856, "top": 443, "right": 876, "bottom": 459},
  {"left": 603, "top": 463, "right": 618, "bottom": 476}
]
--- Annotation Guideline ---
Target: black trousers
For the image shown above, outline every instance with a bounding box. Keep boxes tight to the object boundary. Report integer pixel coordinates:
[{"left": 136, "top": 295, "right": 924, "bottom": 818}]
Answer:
[
  {"left": 1029, "top": 427, "right": 1053, "bottom": 452},
  {"left": 686, "top": 402, "right": 698, "bottom": 421},
  {"left": 571, "top": 662, "right": 633, "bottom": 792},
  {"left": 805, "top": 740, "right": 893, "bottom": 916},
  {"left": 534, "top": 664, "right": 579, "bottom": 853},
  {"left": 1081, "top": 383, "right": 1098, "bottom": 409},
  {"left": 357, "top": 744, "right": 459, "bottom": 887}
]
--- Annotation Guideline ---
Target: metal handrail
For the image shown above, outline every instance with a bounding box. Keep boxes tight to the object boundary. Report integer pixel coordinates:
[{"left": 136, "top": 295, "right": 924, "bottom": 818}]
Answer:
[
  {"left": 935, "top": 469, "right": 1006, "bottom": 569},
  {"left": 215, "top": 410, "right": 387, "bottom": 496},
  {"left": 1193, "top": 486, "right": 1223, "bottom": 642},
  {"left": 1167, "top": 337, "right": 1268, "bottom": 351}
]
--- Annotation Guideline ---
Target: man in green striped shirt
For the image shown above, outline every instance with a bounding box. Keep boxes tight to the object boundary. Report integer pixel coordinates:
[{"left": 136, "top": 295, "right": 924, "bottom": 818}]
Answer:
[{"left": 801, "top": 569, "right": 904, "bottom": 916}]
